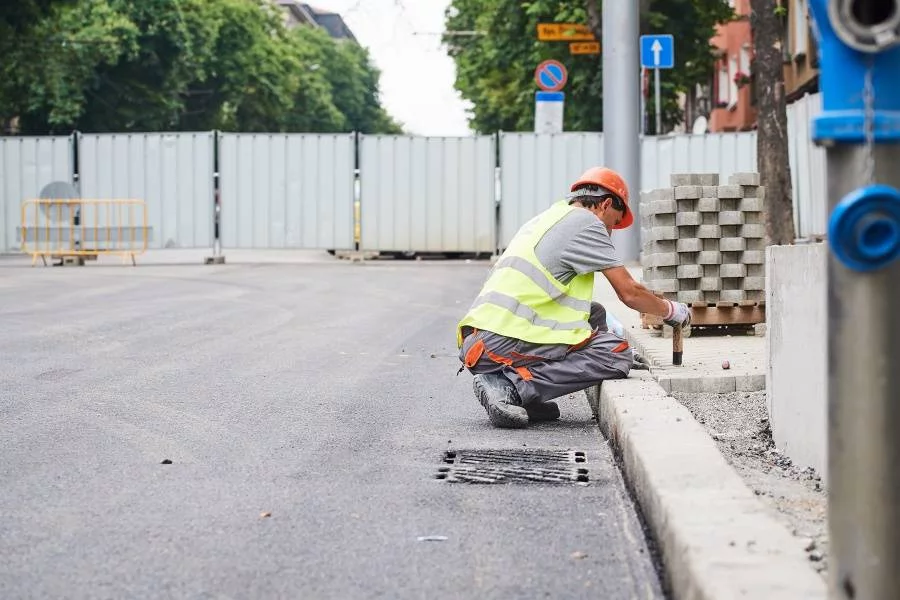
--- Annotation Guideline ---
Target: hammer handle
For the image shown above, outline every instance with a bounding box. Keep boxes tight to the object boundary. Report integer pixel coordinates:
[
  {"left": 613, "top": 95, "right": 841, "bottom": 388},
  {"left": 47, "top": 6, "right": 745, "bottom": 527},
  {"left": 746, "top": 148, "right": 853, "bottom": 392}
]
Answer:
[{"left": 672, "top": 325, "right": 683, "bottom": 366}]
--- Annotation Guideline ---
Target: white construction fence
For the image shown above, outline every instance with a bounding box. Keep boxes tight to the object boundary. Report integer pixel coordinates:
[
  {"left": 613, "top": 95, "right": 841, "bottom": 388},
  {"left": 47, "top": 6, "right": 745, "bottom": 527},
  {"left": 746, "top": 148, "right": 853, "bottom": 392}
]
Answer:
[{"left": 0, "top": 93, "right": 828, "bottom": 258}]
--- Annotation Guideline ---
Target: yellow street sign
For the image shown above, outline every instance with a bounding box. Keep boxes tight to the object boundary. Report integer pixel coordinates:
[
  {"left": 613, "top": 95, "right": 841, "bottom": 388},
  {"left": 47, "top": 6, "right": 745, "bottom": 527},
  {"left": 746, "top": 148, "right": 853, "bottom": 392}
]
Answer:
[
  {"left": 536, "top": 23, "right": 596, "bottom": 42},
  {"left": 570, "top": 42, "right": 600, "bottom": 55}
]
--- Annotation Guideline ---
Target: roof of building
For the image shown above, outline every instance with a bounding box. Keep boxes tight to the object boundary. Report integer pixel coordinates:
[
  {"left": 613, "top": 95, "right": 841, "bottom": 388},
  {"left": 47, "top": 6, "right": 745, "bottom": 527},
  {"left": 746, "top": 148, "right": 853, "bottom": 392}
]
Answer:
[{"left": 276, "top": 1, "right": 358, "bottom": 43}]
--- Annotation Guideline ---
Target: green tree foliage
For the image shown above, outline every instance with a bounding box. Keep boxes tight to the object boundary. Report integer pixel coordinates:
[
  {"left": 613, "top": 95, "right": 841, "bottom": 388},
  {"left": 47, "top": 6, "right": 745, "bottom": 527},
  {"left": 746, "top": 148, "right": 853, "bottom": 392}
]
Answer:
[
  {"left": 0, "top": 0, "right": 402, "bottom": 134},
  {"left": 444, "top": 0, "right": 734, "bottom": 133}
]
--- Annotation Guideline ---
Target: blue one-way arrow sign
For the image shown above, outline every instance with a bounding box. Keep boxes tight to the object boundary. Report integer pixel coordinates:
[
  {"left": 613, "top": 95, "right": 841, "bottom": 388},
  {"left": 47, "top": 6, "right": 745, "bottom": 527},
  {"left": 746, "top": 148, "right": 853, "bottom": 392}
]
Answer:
[{"left": 640, "top": 34, "right": 674, "bottom": 69}]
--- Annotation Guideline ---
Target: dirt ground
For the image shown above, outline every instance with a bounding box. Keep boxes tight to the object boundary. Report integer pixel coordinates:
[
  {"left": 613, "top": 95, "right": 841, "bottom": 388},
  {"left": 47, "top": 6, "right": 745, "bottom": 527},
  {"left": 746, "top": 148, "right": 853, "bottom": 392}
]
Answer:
[{"left": 672, "top": 390, "right": 828, "bottom": 579}]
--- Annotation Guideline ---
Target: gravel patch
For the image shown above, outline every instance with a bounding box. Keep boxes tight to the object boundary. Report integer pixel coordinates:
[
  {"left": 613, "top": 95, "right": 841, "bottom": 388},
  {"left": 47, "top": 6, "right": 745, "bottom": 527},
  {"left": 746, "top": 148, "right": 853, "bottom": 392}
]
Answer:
[{"left": 672, "top": 390, "right": 828, "bottom": 579}]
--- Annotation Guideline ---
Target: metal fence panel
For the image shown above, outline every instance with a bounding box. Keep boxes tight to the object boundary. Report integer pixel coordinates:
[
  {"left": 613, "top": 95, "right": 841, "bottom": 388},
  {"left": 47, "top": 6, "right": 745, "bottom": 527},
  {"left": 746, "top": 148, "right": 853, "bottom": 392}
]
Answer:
[
  {"left": 498, "top": 132, "right": 603, "bottom": 247},
  {"left": 0, "top": 136, "right": 73, "bottom": 253},
  {"left": 360, "top": 135, "right": 495, "bottom": 253},
  {"left": 639, "top": 132, "right": 757, "bottom": 192},
  {"left": 219, "top": 133, "right": 355, "bottom": 250},
  {"left": 787, "top": 93, "right": 827, "bottom": 237},
  {"left": 78, "top": 132, "right": 214, "bottom": 249}
]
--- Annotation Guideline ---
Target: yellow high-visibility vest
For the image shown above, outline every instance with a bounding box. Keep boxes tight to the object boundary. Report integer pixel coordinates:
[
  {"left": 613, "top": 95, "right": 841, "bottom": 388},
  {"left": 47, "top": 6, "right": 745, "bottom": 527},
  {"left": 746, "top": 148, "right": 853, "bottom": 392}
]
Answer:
[{"left": 457, "top": 201, "right": 594, "bottom": 347}]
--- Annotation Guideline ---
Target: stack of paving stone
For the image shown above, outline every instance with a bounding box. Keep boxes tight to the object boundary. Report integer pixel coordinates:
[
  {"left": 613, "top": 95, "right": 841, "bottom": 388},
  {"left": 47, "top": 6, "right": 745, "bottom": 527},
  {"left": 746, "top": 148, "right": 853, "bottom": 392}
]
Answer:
[{"left": 640, "top": 172, "right": 766, "bottom": 305}]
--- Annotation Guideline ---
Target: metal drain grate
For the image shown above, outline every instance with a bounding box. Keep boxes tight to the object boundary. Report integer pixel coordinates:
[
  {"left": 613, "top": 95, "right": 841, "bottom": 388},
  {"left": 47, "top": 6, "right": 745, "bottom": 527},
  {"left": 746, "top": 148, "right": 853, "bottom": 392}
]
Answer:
[{"left": 436, "top": 448, "right": 589, "bottom": 484}]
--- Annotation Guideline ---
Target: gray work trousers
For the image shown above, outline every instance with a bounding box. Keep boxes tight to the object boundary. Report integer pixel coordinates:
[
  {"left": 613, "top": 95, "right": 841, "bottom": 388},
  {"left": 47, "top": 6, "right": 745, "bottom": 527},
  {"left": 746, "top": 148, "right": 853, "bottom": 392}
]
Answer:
[{"left": 458, "top": 302, "right": 633, "bottom": 406}]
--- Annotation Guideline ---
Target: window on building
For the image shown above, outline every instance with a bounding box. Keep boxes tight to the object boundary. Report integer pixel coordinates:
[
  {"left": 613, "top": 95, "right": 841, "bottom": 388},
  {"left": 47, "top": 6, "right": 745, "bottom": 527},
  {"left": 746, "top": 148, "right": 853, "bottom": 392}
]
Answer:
[
  {"left": 728, "top": 55, "right": 739, "bottom": 109},
  {"left": 793, "top": 0, "right": 808, "bottom": 57},
  {"left": 740, "top": 44, "right": 751, "bottom": 76},
  {"left": 717, "top": 62, "right": 730, "bottom": 105}
]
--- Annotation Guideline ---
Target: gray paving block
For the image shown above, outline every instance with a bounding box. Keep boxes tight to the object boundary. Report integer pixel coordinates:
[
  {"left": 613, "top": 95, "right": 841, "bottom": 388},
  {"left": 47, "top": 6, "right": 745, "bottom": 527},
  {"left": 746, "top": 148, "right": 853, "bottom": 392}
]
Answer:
[
  {"left": 744, "top": 289, "right": 765, "bottom": 302},
  {"left": 703, "top": 264, "right": 720, "bottom": 278},
  {"left": 651, "top": 199, "right": 677, "bottom": 215},
  {"left": 716, "top": 185, "right": 744, "bottom": 199},
  {"left": 746, "top": 238, "right": 766, "bottom": 251},
  {"left": 742, "top": 224, "right": 767, "bottom": 239},
  {"left": 697, "top": 251, "right": 721, "bottom": 265},
  {"left": 676, "top": 238, "right": 702, "bottom": 252},
  {"left": 720, "top": 289, "right": 746, "bottom": 302},
  {"left": 666, "top": 376, "right": 737, "bottom": 393},
  {"left": 676, "top": 264, "right": 703, "bottom": 279},
  {"left": 697, "top": 197, "right": 720, "bottom": 212},
  {"left": 649, "top": 252, "right": 680, "bottom": 267},
  {"left": 702, "top": 290, "right": 721, "bottom": 303},
  {"left": 746, "top": 264, "right": 764, "bottom": 278},
  {"left": 652, "top": 226, "right": 679, "bottom": 241},
  {"left": 697, "top": 225, "right": 721, "bottom": 239},
  {"left": 670, "top": 174, "right": 699, "bottom": 186},
  {"left": 718, "top": 211, "right": 744, "bottom": 226},
  {"left": 648, "top": 278, "right": 678, "bottom": 293},
  {"left": 654, "top": 265, "right": 678, "bottom": 280},
  {"left": 647, "top": 187, "right": 675, "bottom": 201},
  {"left": 677, "top": 289, "right": 704, "bottom": 303},
  {"left": 741, "top": 250, "right": 765, "bottom": 264},
  {"left": 674, "top": 185, "right": 702, "bottom": 199},
  {"left": 736, "top": 374, "right": 766, "bottom": 391},
  {"left": 739, "top": 197, "right": 764, "bottom": 212},
  {"left": 696, "top": 173, "right": 720, "bottom": 186},
  {"left": 719, "top": 237, "right": 746, "bottom": 252},
  {"left": 720, "top": 263, "right": 747, "bottom": 278},
  {"left": 650, "top": 240, "right": 677, "bottom": 254},
  {"left": 699, "top": 277, "right": 721, "bottom": 291},
  {"left": 653, "top": 213, "right": 676, "bottom": 227},
  {"left": 701, "top": 186, "right": 719, "bottom": 198},
  {"left": 676, "top": 211, "right": 702, "bottom": 226},
  {"left": 742, "top": 276, "right": 765, "bottom": 290},
  {"left": 743, "top": 211, "right": 763, "bottom": 225},
  {"left": 728, "top": 172, "right": 760, "bottom": 186}
]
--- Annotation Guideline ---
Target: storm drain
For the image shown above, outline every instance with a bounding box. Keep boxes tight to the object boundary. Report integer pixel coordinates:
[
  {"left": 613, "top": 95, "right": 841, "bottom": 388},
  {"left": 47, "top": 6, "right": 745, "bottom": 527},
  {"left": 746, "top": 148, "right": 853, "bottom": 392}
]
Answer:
[{"left": 435, "top": 449, "right": 589, "bottom": 484}]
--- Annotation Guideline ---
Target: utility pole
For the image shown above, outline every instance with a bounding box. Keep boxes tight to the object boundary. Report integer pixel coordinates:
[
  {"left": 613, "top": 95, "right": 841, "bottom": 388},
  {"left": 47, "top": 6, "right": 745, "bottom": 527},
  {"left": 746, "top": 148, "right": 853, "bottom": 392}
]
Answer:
[
  {"left": 807, "top": 1, "right": 900, "bottom": 598},
  {"left": 602, "top": 0, "right": 640, "bottom": 260}
]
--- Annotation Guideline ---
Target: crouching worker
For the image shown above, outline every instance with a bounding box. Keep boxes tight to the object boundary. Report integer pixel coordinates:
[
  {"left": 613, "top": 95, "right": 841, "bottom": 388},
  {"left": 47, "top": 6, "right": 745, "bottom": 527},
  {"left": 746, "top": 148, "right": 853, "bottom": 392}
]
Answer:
[{"left": 456, "top": 166, "right": 691, "bottom": 428}]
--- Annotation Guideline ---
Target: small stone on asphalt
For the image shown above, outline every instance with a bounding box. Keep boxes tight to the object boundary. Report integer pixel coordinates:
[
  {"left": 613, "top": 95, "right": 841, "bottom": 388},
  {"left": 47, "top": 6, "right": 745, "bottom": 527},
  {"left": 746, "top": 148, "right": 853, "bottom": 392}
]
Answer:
[
  {"left": 570, "top": 551, "right": 588, "bottom": 559},
  {"left": 161, "top": 459, "right": 172, "bottom": 464}
]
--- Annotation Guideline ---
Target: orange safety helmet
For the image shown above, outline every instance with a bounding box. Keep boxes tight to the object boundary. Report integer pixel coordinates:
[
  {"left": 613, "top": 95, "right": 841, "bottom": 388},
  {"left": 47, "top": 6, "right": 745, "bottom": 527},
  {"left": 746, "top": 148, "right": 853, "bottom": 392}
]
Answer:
[{"left": 569, "top": 167, "right": 633, "bottom": 230}]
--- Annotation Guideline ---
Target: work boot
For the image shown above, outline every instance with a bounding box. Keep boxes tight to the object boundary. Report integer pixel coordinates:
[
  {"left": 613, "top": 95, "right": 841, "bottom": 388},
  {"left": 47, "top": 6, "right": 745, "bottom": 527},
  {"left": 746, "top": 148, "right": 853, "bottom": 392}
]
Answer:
[
  {"left": 525, "top": 401, "right": 561, "bottom": 422},
  {"left": 472, "top": 373, "right": 529, "bottom": 429}
]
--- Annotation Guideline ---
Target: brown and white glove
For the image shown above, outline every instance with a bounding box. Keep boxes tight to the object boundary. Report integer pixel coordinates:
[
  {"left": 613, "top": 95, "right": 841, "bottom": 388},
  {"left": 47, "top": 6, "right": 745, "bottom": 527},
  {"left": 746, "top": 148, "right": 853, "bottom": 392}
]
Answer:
[{"left": 663, "top": 299, "right": 691, "bottom": 329}]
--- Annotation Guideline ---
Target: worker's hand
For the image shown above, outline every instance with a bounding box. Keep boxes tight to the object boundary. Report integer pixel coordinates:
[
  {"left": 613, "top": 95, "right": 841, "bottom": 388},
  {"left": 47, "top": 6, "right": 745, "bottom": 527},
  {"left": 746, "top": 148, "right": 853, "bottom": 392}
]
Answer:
[
  {"left": 631, "top": 349, "right": 651, "bottom": 370},
  {"left": 663, "top": 300, "right": 691, "bottom": 329}
]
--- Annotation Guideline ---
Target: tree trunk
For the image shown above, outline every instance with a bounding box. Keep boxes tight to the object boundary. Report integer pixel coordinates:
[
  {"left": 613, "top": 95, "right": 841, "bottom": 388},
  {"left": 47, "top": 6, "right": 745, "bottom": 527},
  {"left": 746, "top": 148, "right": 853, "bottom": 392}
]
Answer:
[{"left": 750, "top": 0, "right": 795, "bottom": 245}]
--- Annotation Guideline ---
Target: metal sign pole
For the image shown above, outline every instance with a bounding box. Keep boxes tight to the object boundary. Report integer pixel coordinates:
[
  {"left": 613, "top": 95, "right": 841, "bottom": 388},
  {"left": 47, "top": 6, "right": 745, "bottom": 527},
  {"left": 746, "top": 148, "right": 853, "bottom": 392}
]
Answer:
[
  {"left": 808, "top": 2, "right": 900, "bottom": 598},
  {"left": 654, "top": 67, "right": 661, "bottom": 135}
]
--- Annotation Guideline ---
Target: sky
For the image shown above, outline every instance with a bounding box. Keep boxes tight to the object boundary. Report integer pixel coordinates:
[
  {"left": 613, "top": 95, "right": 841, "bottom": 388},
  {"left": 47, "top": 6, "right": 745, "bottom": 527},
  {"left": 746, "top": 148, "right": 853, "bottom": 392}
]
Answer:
[{"left": 311, "top": 0, "right": 473, "bottom": 136}]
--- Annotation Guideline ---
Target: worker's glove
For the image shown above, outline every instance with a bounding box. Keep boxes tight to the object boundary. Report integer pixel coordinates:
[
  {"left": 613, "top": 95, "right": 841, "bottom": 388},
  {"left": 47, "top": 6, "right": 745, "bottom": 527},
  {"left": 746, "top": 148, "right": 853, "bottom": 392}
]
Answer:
[
  {"left": 631, "top": 349, "right": 651, "bottom": 370},
  {"left": 663, "top": 299, "right": 691, "bottom": 329}
]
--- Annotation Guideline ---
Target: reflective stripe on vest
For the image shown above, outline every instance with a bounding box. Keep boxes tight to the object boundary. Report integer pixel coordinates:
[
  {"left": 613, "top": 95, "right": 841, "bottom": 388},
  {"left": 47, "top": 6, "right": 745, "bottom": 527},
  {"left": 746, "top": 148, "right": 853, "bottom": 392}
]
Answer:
[{"left": 457, "top": 201, "right": 595, "bottom": 347}]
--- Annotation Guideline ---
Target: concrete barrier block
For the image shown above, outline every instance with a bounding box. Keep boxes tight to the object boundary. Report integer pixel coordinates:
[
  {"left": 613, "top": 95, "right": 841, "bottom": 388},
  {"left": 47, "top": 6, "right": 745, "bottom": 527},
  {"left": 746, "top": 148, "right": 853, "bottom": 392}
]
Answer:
[
  {"left": 651, "top": 199, "right": 677, "bottom": 215},
  {"left": 728, "top": 172, "right": 760, "bottom": 186},
  {"left": 652, "top": 226, "right": 679, "bottom": 241},
  {"left": 742, "top": 224, "right": 767, "bottom": 239},
  {"left": 697, "top": 173, "right": 720, "bottom": 186},
  {"left": 719, "top": 263, "right": 747, "bottom": 278},
  {"left": 653, "top": 212, "right": 676, "bottom": 227},
  {"left": 701, "top": 186, "right": 719, "bottom": 198},
  {"left": 648, "top": 187, "right": 675, "bottom": 201},
  {"left": 742, "top": 276, "right": 765, "bottom": 291},
  {"left": 739, "top": 197, "right": 764, "bottom": 212},
  {"left": 676, "top": 211, "right": 702, "bottom": 226},
  {"left": 717, "top": 185, "right": 744, "bottom": 199},
  {"left": 649, "top": 252, "right": 680, "bottom": 267},
  {"left": 676, "top": 238, "right": 702, "bottom": 253},
  {"left": 697, "top": 197, "right": 720, "bottom": 212},
  {"left": 698, "top": 251, "right": 721, "bottom": 265},
  {"left": 697, "top": 225, "right": 721, "bottom": 239},
  {"left": 736, "top": 374, "right": 766, "bottom": 391},
  {"left": 670, "top": 174, "right": 699, "bottom": 186},
  {"left": 741, "top": 250, "right": 765, "bottom": 265},
  {"left": 677, "top": 264, "right": 703, "bottom": 279},
  {"left": 677, "top": 289, "right": 704, "bottom": 303},
  {"left": 719, "top": 237, "right": 746, "bottom": 252},
  {"left": 700, "top": 277, "right": 721, "bottom": 291},
  {"left": 720, "top": 289, "right": 746, "bottom": 302},
  {"left": 718, "top": 211, "right": 744, "bottom": 226},
  {"left": 648, "top": 278, "right": 678, "bottom": 293},
  {"left": 675, "top": 185, "right": 702, "bottom": 199}
]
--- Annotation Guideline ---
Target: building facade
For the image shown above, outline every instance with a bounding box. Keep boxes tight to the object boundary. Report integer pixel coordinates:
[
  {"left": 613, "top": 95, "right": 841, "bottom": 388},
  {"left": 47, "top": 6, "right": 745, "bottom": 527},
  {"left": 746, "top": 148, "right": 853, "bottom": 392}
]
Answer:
[
  {"left": 683, "top": 0, "right": 818, "bottom": 134},
  {"left": 276, "top": 1, "right": 358, "bottom": 43}
]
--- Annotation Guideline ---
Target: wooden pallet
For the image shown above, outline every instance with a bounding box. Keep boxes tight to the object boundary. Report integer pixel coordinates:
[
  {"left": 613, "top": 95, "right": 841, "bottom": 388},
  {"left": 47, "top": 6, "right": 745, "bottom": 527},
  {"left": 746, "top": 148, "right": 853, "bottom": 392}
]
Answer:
[{"left": 642, "top": 300, "right": 766, "bottom": 329}]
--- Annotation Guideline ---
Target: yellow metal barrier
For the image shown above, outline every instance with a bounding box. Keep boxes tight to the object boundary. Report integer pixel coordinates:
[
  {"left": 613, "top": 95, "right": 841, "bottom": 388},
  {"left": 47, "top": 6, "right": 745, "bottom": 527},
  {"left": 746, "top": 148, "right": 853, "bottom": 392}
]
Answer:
[{"left": 20, "top": 199, "right": 148, "bottom": 266}]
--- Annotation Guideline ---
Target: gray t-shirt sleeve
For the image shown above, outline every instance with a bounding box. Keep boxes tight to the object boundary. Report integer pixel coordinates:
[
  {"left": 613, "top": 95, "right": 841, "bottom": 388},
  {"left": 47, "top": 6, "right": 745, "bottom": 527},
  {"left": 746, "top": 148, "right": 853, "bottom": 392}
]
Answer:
[{"left": 558, "top": 219, "right": 623, "bottom": 274}]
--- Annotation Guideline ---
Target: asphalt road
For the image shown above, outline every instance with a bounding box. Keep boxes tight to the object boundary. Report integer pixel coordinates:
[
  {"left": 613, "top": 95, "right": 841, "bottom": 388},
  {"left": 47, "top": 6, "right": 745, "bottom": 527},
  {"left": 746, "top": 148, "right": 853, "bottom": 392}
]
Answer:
[{"left": 0, "top": 254, "right": 664, "bottom": 599}]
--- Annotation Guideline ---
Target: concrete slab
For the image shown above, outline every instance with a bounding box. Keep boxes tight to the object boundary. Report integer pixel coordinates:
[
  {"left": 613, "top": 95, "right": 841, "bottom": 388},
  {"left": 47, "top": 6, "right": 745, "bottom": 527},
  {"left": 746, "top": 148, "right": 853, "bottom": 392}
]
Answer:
[{"left": 592, "top": 375, "right": 827, "bottom": 599}]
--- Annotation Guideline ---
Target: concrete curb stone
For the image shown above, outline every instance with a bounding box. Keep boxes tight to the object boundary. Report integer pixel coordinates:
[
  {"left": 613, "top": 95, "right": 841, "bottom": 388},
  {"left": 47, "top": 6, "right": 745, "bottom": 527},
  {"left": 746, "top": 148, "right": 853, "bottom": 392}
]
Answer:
[{"left": 588, "top": 373, "right": 827, "bottom": 600}]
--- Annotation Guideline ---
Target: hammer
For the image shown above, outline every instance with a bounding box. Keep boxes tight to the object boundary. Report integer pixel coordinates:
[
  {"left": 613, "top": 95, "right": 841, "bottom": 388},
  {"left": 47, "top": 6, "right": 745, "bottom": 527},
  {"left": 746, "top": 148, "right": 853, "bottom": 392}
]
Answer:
[{"left": 672, "top": 325, "right": 683, "bottom": 366}]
